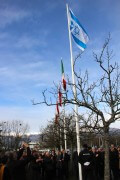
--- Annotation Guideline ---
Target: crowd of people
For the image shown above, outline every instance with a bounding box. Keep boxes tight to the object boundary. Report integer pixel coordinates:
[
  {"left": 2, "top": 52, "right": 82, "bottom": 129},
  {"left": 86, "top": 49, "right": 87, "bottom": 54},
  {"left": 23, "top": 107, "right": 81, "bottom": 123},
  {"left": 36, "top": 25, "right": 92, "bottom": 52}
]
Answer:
[
  {"left": 0, "top": 142, "right": 70, "bottom": 180},
  {"left": 73, "top": 144, "right": 120, "bottom": 180},
  {"left": 0, "top": 142, "right": 120, "bottom": 180}
]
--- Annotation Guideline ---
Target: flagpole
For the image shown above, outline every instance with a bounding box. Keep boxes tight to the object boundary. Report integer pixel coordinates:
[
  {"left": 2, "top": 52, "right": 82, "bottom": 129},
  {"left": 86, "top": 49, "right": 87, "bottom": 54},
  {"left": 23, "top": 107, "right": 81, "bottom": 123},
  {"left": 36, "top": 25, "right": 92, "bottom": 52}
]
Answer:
[
  {"left": 63, "top": 103, "right": 67, "bottom": 151},
  {"left": 66, "top": 4, "right": 82, "bottom": 180}
]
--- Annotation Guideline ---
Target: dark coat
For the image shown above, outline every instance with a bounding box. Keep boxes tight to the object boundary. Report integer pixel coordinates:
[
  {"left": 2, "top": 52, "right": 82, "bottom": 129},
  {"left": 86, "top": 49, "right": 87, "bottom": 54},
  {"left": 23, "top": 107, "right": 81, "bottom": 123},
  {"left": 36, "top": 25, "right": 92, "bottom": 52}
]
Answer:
[
  {"left": 60, "top": 153, "right": 70, "bottom": 163},
  {"left": 60, "top": 153, "right": 70, "bottom": 178},
  {"left": 79, "top": 148, "right": 94, "bottom": 170},
  {"left": 73, "top": 151, "right": 78, "bottom": 166},
  {"left": 7, "top": 147, "right": 32, "bottom": 180},
  {"left": 26, "top": 159, "right": 42, "bottom": 180},
  {"left": 43, "top": 156, "right": 55, "bottom": 180},
  {"left": 110, "top": 148, "right": 119, "bottom": 180},
  {"left": 79, "top": 149, "right": 95, "bottom": 180},
  {"left": 110, "top": 148, "right": 119, "bottom": 169},
  {"left": 43, "top": 156, "right": 54, "bottom": 172}
]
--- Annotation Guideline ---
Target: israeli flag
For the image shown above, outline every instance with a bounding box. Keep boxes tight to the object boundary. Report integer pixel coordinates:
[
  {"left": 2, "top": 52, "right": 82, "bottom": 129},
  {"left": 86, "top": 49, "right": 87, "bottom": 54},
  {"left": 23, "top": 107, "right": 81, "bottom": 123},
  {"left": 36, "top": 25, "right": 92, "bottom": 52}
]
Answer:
[{"left": 69, "top": 8, "right": 89, "bottom": 51}]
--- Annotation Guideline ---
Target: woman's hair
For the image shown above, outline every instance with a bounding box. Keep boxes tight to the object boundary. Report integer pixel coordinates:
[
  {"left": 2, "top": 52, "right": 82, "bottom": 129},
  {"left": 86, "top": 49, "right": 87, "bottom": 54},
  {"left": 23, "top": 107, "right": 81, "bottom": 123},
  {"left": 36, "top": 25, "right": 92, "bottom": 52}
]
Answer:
[
  {"left": 0, "top": 152, "right": 8, "bottom": 164},
  {"left": 5, "top": 151, "right": 17, "bottom": 161}
]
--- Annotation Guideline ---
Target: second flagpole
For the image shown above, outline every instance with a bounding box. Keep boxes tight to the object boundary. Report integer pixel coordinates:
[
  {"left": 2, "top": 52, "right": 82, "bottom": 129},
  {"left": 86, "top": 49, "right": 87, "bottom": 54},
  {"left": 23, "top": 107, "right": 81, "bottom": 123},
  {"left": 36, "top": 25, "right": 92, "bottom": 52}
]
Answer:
[{"left": 66, "top": 4, "right": 82, "bottom": 180}]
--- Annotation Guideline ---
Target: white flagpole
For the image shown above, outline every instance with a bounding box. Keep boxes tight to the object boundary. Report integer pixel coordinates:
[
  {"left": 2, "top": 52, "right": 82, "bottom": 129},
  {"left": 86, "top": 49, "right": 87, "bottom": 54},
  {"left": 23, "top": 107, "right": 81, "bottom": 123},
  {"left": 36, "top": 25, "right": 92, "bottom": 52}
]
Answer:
[
  {"left": 63, "top": 104, "right": 67, "bottom": 151},
  {"left": 59, "top": 115, "right": 62, "bottom": 151},
  {"left": 66, "top": 4, "right": 82, "bottom": 180}
]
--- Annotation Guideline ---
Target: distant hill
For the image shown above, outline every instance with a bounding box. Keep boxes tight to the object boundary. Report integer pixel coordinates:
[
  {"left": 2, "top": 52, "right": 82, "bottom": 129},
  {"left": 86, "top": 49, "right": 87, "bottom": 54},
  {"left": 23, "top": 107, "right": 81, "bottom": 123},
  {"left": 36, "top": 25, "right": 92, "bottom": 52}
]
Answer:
[
  {"left": 109, "top": 128, "right": 120, "bottom": 135},
  {"left": 27, "top": 128, "right": 120, "bottom": 142}
]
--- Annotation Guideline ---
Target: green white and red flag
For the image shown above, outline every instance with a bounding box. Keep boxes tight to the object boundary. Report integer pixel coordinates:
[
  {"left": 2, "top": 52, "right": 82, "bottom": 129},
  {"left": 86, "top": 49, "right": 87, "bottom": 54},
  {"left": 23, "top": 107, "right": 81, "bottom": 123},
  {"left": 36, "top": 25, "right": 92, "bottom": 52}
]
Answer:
[
  {"left": 58, "top": 87, "right": 62, "bottom": 106},
  {"left": 55, "top": 101, "right": 59, "bottom": 124},
  {"left": 61, "top": 60, "right": 66, "bottom": 91}
]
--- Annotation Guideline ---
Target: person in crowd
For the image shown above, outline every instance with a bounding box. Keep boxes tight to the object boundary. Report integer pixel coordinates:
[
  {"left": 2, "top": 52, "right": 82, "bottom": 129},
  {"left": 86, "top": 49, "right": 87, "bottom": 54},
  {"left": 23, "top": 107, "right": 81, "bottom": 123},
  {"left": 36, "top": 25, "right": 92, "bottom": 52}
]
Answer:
[
  {"left": 97, "top": 147, "right": 104, "bottom": 180},
  {"left": 110, "top": 144, "right": 119, "bottom": 180},
  {"left": 118, "top": 146, "right": 120, "bottom": 176},
  {"left": 43, "top": 151, "right": 55, "bottom": 180},
  {"left": 79, "top": 144, "right": 95, "bottom": 180},
  {"left": 6, "top": 142, "right": 32, "bottom": 180},
  {"left": 51, "top": 150, "right": 57, "bottom": 179},
  {"left": 60, "top": 149, "right": 70, "bottom": 179},
  {"left": 26, "top": 150, "right": 42, "bottom": 180},
  {"left": 72, "top": 150, "right": 79, "bottom": 180},
  {"left": 92, "top": 147, "right": 99, "bottom": 180},
  {"left": 41, "top": 152, "right": 45, "bottom": 178},
  {"left": 56, "top": 150, "right": 63, "bottom": 180},
  {"left": 0, "top": 152, "right": 10, "bottom": 180}
]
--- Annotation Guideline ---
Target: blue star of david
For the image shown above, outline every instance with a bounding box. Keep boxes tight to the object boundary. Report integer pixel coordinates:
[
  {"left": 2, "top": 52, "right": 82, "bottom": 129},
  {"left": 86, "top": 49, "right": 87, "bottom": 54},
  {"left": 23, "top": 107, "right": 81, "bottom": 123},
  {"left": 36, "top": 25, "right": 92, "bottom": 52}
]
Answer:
[{"left": 73, "top": 26, "right": 80, "bottom": 36}]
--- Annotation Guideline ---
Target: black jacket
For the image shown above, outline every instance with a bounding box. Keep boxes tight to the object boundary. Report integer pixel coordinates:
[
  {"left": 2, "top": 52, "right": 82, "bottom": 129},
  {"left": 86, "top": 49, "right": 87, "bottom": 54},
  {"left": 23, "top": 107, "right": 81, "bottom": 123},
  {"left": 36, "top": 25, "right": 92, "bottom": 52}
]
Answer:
[
  {"left": 110, "top": 148, "right": 119, "bottom": 169},
  {"left": 7, "top": 147, "right": 32, "bottom": 180},
  {"left": 79, "top": 149, "right": 94, "bottom": 169}
]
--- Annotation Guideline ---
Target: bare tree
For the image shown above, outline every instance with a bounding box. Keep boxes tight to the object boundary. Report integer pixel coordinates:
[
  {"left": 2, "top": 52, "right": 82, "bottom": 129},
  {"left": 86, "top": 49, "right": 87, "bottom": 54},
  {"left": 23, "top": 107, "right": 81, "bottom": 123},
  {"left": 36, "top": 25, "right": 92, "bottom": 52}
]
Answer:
[
  {"left": 39, "top": 121, "right": 61, "bottom": 150},
  {"left": 38, "top": 113, "right": 77, "bottom": 150},
  {"left": 39, "top": 111, "right": 92, "bottom": 152},
  {"left": 1, "top": 120, "right": 30, "bottom": 150}
]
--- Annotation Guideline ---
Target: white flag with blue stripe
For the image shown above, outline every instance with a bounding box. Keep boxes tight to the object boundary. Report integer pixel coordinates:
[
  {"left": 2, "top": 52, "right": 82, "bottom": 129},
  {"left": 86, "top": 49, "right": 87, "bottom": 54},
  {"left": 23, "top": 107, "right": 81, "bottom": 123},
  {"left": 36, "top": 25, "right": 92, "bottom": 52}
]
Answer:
[{"left": 68, "top": 8, "right": 89, "bottom": 51}]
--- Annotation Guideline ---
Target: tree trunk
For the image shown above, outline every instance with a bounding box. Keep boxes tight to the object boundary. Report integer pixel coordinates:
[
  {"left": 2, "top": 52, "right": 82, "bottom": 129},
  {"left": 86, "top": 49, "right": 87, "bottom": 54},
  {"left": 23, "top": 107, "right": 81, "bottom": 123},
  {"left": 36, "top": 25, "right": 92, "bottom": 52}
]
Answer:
[{"left": 104, "top": 127, "right": 110, "bottom": 180}]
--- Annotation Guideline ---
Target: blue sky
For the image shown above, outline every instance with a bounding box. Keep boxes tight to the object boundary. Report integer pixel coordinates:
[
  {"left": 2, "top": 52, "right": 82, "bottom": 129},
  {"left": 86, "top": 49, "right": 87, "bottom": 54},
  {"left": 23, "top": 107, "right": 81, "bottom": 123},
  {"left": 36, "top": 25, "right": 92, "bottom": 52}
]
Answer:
[{"left": 0, "top": 0, "right": 120, "bottom": 133}]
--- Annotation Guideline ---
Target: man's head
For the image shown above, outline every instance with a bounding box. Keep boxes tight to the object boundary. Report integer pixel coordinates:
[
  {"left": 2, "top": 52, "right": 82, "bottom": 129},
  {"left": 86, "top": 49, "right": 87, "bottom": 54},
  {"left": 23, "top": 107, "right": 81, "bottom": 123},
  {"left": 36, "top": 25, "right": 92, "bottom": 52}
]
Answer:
[
  {"left": 32, "top": 150, "right": 39, "bottom": 159},
  {"left": 82, "top": 144, "right": 88, "bottom": 149},
  {"left": 5, "top": 151, "right": 17, "bottom": 161},
  {"left": 61, "top": 149, "right": 66, "bottom": 154},
  {"left": 45, "top": 152, "right": 50, "bottom": 157},
  {"left": 110, "top": 144, "right": 115, "bottom": 151}
]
